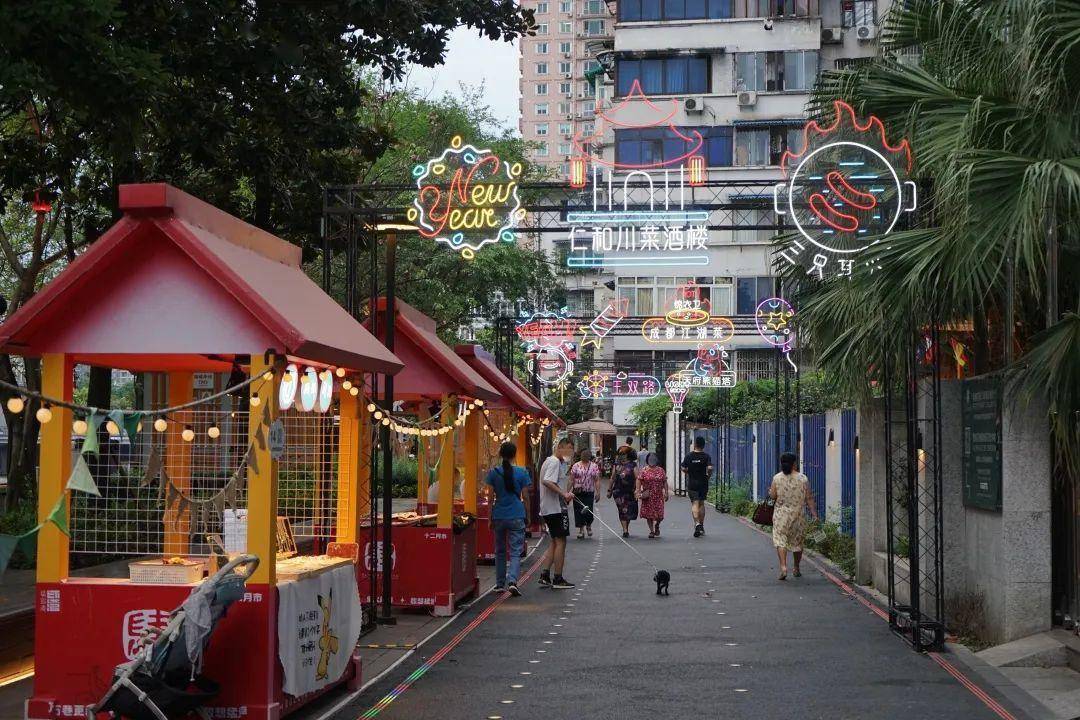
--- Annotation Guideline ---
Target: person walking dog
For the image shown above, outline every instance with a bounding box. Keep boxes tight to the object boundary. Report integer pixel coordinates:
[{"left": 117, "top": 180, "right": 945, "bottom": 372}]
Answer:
[{"left": 538, "top": 437, "right": 577, "bottom": 589}]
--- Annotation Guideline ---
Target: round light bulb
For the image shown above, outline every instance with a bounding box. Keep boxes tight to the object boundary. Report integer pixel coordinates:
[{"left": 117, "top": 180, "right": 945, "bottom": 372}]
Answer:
[
  {"left": 250, "top": 395, "right": 262, "bottom": 407},
  {"left": 335, "top": 367, "right": 346, "bottom": 378},
  {"left": 373, "top": 410, "right": 383, "bottom": 420},
  {"left": 73, "top": 418, "right": 88, "bottom": 435},
  {"left": 366, "top": 403, "right": 377, "bottom": 413},
  {"left": 300, "top": 373, "right": 311, "bottom": 385},
  {"left": 382, "top": 418, "right": 391, "bottom": 426},
  {"left": 349, "top": 386, "right": 359, "bottom": 396},
  {"left": 105, "top": 420, "right": 120, "bottom": 436},
  {"left": 468, "top": 403, "right": 476, "bottom": 411},
  {"left": 475, "top": 399, "right": 484, "bottom": 407},
  {"left": 208, "top": 425, "right": 221, "bottom": 439},
  {"left": 342, "top": 380, "right": 352, "bottom": 391},
  {"left": 36, "top": 406, "right": 53, "bottom": 424},
  {"left": 182, "top": 427, "right": 195, "bottom": 442},
  {"left": 6, "top": 397, "right": 24, "bottom": 414},
  {"left": 262, "top": 370, "right": 274, "bottom": 381},
  {"left": 154, "top": 418, "right": 168, "bottom": 432}
]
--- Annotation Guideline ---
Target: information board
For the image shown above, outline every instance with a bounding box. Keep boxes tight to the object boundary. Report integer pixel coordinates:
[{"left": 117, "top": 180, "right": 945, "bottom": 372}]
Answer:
[{"left": 962, "top": 377, "right": 1002, "bottom": 511}]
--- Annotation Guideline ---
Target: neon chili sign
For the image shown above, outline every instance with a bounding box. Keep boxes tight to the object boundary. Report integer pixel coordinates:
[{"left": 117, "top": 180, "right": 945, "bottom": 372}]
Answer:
[
  {"left": 773, "top": 100, "right": 916, "bottom": 280},
  {"left": 577, "top": 371, "right": 662, "bottom": 401},
  {"left": 408, "top": 136, "right": 525, "bottom": 260},
  {"left": 565, "top": 80, "right": 709, "bottom": 269}
]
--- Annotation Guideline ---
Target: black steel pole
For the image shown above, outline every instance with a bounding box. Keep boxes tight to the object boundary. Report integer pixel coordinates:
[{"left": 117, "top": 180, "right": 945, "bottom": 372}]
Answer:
[{"left": 379, "top": 232, "right": 397, "bottom": 625}]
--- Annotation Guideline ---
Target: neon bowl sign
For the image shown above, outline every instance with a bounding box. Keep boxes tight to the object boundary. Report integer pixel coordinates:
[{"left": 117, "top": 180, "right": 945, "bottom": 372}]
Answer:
[{"left": 408, "top": 136, "right": 525, "bottom": 259}]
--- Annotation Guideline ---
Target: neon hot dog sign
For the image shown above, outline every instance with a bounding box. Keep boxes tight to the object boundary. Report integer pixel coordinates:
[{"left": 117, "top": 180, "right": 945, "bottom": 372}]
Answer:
[{"left": 773, "top": 101, "right": 917, "bottom": 280}]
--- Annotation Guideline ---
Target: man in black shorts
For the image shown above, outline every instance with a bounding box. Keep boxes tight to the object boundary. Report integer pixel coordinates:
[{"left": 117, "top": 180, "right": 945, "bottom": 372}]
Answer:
[
  {"left": 681, "top": 436, "right": 713, "bottom": 538},
  {"left": 538, "top": 438, "right": 576, "bottom": 589}
]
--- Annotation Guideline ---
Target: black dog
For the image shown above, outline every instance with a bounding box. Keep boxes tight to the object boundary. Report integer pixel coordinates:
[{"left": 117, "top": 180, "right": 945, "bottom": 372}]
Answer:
[{"left": 653, "top": 569, "right": 670, "bottom": 596}]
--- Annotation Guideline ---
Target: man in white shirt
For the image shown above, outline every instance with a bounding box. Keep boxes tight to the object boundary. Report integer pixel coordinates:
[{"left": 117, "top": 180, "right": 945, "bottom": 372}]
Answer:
[{"left": 538, "top": 437, "right": 577, "bottom": 589}]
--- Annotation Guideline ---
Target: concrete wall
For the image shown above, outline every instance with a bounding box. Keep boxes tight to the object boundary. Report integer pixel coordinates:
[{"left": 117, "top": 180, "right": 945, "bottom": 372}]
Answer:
[{"left": 824, "top": 408, "right": 843, "bottom": 521}]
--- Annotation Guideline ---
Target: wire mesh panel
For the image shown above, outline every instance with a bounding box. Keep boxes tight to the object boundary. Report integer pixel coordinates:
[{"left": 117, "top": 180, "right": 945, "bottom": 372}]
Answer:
[{"left": 277, "top": 409, "right": 339, "bottom": 547}]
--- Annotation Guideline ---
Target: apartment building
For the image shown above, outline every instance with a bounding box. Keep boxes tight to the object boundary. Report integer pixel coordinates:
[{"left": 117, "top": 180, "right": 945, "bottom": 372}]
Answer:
[{"left": 518, "top": 0, "right": 615, "bottom": 177}]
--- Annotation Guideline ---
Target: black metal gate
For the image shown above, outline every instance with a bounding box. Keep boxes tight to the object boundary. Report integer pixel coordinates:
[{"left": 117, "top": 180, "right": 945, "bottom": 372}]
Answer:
[{"left": 883, "top": 322, "right": 945, "bottom": 652}]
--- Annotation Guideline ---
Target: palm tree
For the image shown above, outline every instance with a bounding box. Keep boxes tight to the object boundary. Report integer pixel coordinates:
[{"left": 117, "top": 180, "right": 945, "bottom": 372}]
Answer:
[{"left": 785, "top": 0, "right": 1080, "bottom": 474}]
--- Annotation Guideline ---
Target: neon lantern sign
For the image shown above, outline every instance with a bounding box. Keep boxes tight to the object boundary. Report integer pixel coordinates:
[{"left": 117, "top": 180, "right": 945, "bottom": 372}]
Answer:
[
  {"left": 755, "top": 297, "right": 798, "bottom": 371},
  {"left": 408, "top": 136, "right": 525, "bottom": 260},
  {"left": 516, "top": 308, "right": 576, "bottom": 388},
  {"left": 665, "top": 343, "right": 736, "bottom": 414},
  {"left": 565, "top": 81, "right": 709, "bottom": 269},
  {"left": 773, "top": 101, "right": 916, "bottom": 279},
  {"left": 577, "top": 371, "right": 662, "bottom": 401},
  {"left": 642, "top": 281, "right": 735, "bottom": 344}
]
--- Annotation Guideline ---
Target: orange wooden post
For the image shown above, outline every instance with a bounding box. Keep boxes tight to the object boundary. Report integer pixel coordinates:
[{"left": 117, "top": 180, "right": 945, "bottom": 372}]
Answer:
[
  {"left": 247, "top": 357, "right": 279, "bottom": 586},
  {"left": 37, "top": 353, "right": 73, "bottom": 583},
  {"left": 436, "top": 396, "right": 457, "bottom": 528},
  {"left": 163, "top": 372, "right": 193, "bottom": 556},
  {"left": 336, "top": 387, "right": 361, "bottom": 543},
  {"left": 463, "top": 408, "right": 481, "bottom": 515}
]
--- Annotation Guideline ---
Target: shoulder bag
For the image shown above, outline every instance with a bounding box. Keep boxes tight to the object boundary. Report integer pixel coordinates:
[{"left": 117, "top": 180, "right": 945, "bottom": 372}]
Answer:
[{"left": 752, "top": 498, "right": 775, "bottom": 526}]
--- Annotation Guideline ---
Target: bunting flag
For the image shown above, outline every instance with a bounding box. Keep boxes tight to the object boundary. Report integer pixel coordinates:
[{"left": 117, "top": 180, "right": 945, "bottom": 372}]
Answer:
[
  {"left": 80, "top": 411, "right": 104, "bottom": 456},
  {"left": 141, "top": 447, "right": 162, "bottom": 488},
  {"left": 66, "top": 455, "right": 101, "bottom": 497},
  {"left": 0, "top": 535, "right": 18, "bottom": 577},
  {"left": 122, "top": 412, "right": 143, "bottom": 442}
]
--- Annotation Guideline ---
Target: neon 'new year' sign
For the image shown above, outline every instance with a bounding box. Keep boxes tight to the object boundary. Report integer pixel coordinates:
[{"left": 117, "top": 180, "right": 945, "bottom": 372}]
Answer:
[
  {"left": 773, "top": 101, "right": 916, "bottom": 279},
  {"left": 565, "top": 81, "right": 710, "bottom": 269},
  {"left": 408, "top": 136, "right": 525, "bottom": 259},
  {"left": 577, "top": 371, "right": 662, "bottom": 401}
]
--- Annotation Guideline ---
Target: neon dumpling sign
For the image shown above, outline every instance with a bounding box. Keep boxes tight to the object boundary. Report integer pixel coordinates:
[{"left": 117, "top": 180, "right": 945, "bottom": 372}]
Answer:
[
  {"left": 773, "top": 101, "right": 916, "bottom": 280},
  {"left": 408, "top": 136, "right": 525, "bottom": 259}
]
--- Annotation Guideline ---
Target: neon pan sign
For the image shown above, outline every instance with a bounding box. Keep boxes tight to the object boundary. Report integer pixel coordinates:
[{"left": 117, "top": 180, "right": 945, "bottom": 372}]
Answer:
[
  {"left": 408, "top": 135, "right": 525, "bottom": 259},
  {"left": 773, "top": 101, "right": 916, "bottom": 280},
  {"left": 641, "top": 280, "right": 735, "bottom": 344}
]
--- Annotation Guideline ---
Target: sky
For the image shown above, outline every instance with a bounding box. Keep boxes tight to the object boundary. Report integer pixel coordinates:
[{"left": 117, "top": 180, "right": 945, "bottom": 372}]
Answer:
[{"left": 404, "top": 27, "right": 522, "bottom": 134}]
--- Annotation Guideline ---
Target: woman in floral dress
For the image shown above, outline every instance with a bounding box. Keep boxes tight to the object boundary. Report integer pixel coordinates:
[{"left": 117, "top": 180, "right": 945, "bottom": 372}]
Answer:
[
  {"left": 769, "top": 452, "right": 819, "bottom": 580},
  {"left": 569, "top": 449, "right": 600, "bottom": 539},
  {"left": 607, "top": 450, "right": 639, "bottom": 537},
  {"left": 637, "top": 452, "right": 669, "bottom": 538}
]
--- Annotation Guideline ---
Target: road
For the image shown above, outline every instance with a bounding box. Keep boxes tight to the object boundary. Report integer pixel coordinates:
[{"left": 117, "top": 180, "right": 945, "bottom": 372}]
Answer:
[{"left": 316, "top": 500, "right": 1020, "bottom": 720}]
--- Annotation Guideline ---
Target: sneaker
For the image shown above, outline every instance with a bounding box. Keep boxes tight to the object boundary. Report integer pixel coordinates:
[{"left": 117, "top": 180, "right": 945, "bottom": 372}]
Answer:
[
  {"left": 693, "top": 525, "right": 703, "bottom": 538},
  {"left": 508, "top": 582, "right": 522, "bottom": 596},
  {"left": 552, "top": 576, "right": 575, "bottom": 589},
  {"left": 538, "top": 572, "right": 552, "bottom": 587},
  {"left": 493, "top": 585, "right": 506, "bottom": 593}
]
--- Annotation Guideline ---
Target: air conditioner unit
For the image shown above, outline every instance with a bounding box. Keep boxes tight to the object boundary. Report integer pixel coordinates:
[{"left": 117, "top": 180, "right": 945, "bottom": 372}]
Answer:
[
  {"left": 856, "top": 23, "right": 877, "bottom": 40},
  {"left": 821, "top": 26, "right": 843, "bottom": 44},
  {"left": 683, "top": 96, "right": 706, "bottom": 114},
  {"left": 565, "top": 114, "right": 573, "bottom": 119},
  {"left": 564, "top": 73, "right": 572, "bottom": 78},
  {"left": 564, "top": 53, "right": 572, "bottom": 58},
  {"left": 737, "top": 90, "right": 758, "bottom": 107}
]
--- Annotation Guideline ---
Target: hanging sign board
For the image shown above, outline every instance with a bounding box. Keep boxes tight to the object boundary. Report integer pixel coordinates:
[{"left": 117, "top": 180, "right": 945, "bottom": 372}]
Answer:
[
  {"left": 269, "top": 419, "right": 287, "bottom": 461},
  {"left": 961, "top": 377, "right": 1002, "bottom": 511}
]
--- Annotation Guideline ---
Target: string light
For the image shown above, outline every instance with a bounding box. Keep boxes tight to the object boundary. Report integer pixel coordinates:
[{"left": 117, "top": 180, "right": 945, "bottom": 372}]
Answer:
[
  {"left": 381, "top": 417, "right": 391, "bottom": 426},
  {"left": 475, "top": 399, "right": 485, "bottom": 407},
  {"left": 342, "top": 380, "right": 353, "bottom": 391},
  {"left": 181, "top": 426, "right": 195, "bottom": 442},
  {"left": 36, "top": 404, "right": 53, "bottom": 424},
  {"left": 349, "top": 386, "right": 359, "bottom": 396},
  {"left": 335, "top": 367, "right": 346, "bottom": 378},
  {"left": 6, "top": 397, "right": 24, "bottom": 414},
  {"left": 154, "top": 418, "right": 168, "bottom": 432},
  {"left": 250, "top": 395, "right": 262, "bottom": 407},
  {"left": 374, "top": 410, "right": 383, "bottom": 420},
  {"left": 208, "top": 425, "right": 221, "bottom": 439},
  {"left": 366, "top": 403, "right": 377, "bottom": 413},
  {"left": 105, "top": 420, "right": 120, "bottom": 436},
  {"left": 72, "top": 418, "right": 88, "bottom": 435},
  {"left": 262, "top": 371, "right": 274, "bottom": 381}
]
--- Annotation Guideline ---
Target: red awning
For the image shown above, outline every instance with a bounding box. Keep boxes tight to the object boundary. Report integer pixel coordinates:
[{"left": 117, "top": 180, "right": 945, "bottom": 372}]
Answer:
[
  {"left": 455, "top": 345, "right": 542, "bottom": 415},
  {"left": 0, "top": 184, "right": 403, "bottom": 375}
]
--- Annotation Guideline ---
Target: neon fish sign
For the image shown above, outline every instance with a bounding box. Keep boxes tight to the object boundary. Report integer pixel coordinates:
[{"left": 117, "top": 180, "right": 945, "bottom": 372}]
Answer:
[
  {"left": 408, "top": 136, "right": 525, "bottom": 260},
  {"left": 577, "top": 371, "right": 662, "bottom": 401}
]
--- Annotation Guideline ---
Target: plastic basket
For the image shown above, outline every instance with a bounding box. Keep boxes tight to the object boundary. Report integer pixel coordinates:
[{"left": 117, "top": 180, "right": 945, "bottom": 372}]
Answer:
[{"left": 129, "top": 559, "right": 206, "bottom": 585}]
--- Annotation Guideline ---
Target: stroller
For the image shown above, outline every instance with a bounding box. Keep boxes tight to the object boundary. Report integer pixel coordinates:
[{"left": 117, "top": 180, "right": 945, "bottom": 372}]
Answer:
[{"left": 87, "top": 555, "right": 260, "bottom": 720}]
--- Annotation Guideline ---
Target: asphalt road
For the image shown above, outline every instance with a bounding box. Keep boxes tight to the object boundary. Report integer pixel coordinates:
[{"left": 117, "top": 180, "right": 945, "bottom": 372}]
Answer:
[{"left": 324, "top": 500, "right": 1015, "bottom": 720}]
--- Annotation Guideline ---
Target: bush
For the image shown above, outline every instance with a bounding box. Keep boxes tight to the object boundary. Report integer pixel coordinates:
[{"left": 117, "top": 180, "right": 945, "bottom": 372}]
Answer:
[
  {"left": 804, "top": 517, "right": 857, "bottom": 578},
  {"left": 391, "top": 457, "right": 419, "bottom": 498}
]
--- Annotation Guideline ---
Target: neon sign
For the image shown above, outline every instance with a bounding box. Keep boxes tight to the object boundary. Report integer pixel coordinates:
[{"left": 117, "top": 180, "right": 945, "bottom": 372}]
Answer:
[
  {"left": 565, "top": 81, "right": 709, "bottom": 269},
  {"left": 755, "top": 297, "right": 798, "bottom": 371},
  {"left": 665, "top": 343, "right": 736, "bottom": 414},
  {"left": 641, "top": 280, "right": 735, "bottom": 344},
  {"left": 517, "top": 308, "right": 576, "bottom": 388},
  {"left": 773, "top": 101, "right": 916, "bottom": 279},
  {"left": 408, "top": 135, "right": 525, "bottom": 260},
  {"left": 577, "top": 371, "right": 662, "bottom": 401},
  {"left": 579, "top": 298, "right": 629, "bottom": 350}
]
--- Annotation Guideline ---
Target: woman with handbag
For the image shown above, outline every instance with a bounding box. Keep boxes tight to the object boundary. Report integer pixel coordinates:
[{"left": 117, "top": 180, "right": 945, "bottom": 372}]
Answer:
[
  {"left": 637, "top": 452, "right": 669, "bottom": 538},
  {"left": 769, "top": 452, "right": 819, "bottom": 581},
  {"left": 607, "top": 450, "right": 639, "bottom": 537},
  {"left": 569, "top": 449, "right": 600, "bottom": 539}
]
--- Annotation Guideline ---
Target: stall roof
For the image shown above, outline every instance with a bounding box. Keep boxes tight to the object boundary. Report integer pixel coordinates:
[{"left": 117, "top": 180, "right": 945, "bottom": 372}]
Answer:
[
  {"left": 455, "top": 345, "right": 542, "bottom": 415},
  {"left": 367, "top": 299, "right": 500, "bottom": 402},
  {"left": 510, "top": 377, "right": 565, "bottom": 427},
  {"left": 0, "top": 184, "right": 404, "bottom": 374}
]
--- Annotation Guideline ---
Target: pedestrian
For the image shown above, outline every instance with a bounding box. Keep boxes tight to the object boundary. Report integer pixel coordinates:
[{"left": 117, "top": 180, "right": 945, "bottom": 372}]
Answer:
[
  {"left": 569, "top": 448, "right": 600, "bottom": 539},
  {"left": 617, "top": 436, "right": 639, "bottom": 463},
  {"left": 607, "top": 449, "right": 639, "bottom": 537},
  {"left": 770, "top": 451, "right": 819, "bottom": 581},
  {"left": 681, "top": 436, "right": 713, "bottom": 538},
  {"left": 485, "top": 442, "right": 532, "bottom": 596},
  {"left": 637, "top": 452, "right": 669, "bottom": 538},
  {"left": 538, "top": 437, "right": 577, "bottom": 589}
]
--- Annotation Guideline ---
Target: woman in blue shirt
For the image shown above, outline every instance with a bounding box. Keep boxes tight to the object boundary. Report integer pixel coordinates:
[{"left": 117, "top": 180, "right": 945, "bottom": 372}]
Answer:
[{"left": 485, "top": 442, "right": 532, "bottom": 596}]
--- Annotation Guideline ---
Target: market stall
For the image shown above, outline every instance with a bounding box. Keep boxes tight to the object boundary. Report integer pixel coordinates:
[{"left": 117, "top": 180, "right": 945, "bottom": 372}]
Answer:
[
  {"left": 358, "top": 300, "right": 500, "bottom": 615},
  {"left": 0, "top": 183, "right": 404, "bottom": 720}
]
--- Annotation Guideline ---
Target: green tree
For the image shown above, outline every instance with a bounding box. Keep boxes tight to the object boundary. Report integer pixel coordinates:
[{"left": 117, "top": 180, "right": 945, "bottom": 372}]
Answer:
[{"left": 786, "top": 0, "right": 1080, "bottom": 474}]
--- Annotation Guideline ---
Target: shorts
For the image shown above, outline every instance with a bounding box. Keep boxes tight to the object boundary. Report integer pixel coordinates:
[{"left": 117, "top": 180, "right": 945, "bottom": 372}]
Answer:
[
  {"left": 543, "top": 511, "right": 570, "bottom": 539},
  {"left": 688, "top": 486, "right": 709, "bottom": 503}
]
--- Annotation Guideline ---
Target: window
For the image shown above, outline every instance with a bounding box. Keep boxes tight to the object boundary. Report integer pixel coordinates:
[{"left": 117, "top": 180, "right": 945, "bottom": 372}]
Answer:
[
  {"left": 559, "top": 101, "right": 572, "bottom": 114},
  {"left": 620, "top": 0, "right": 733, "bottom": 21},
  {"left": 536, "top": 82, "right": 549, "bottom": 95},
  {"left": 536, "top": 141, "right": 550, "bottom": 157},
  {"left": 734, "top": 126, "right": 801, "bottom": 166},
  {"left": 617, "top": 56, "right": 709, "bottom": 95},
  {"left": 536, "top": 42, "right": 549, "bottom": 53},
  {"left": 617, "top": 279, "right": 657, "bottom": 317},
  {"left": 566, "top": 290, "right": 596, "bottom": 316},
  {"left": 842, "top": 0, "right": 874, "bottom": 27},
  {"left": 584, "top": 0, "right": 606, "bottom": 13},
  {"left": 559, "top": 41, "right": 572, "bottom": 53},
  {"left": 560, "top": 0, "right": 572, "bottom": 11},
  {"left": 536, "top": 123, "right": 549, "bottom": 136},
  {"left": 584, "top": 59, "right": 601, "bottom": 74},
  {"left": 537, "top": 22, "right": 549, "bottom": 33},
  {"left": 581, "top": 122, "right": 595, "bottom": 135},
  {"left": 561, "top": 162, "right": 570, "bottom": 176},
  {"left": 732, "top": 206, "right": 775, "bottom": 243},
  {"left": 582, "top": 80, "right": 596, "bottom": 97},
  {"left": 560, "top": 81, "right": 572, "bottom": 94},
  {"left": 559, "top": 61, "right": 572, "bottom": 73},
  {"left": 560, "top": 20, "right": 572, "bottom": 32},
  {"left": 734, "top": 50, "right": 818, "bottom": 92},
  {"left": 536, "top": 62, "right": 549, "bottom": 74},
  {"left": 615, "top": 126, "right": 732, "bottom": 166},
  {"left": 736, "top": 276, "right": 774, "bottom": 315},
  {"left": 536, "top": 1, "right": 549, "bottom": 12},
  {"left": 558, "top": 141, "right": 572, "bottom": 155},
  {"left": 584, "top": 19, "right": 606, "bottom": 35},
  {"left": 734, "top": 0, "right": 819, "bottom": 17},
  {"left": 536, "top": 103, "right": 550, "bottom": 116},
  {"left": 559, "top": 122, "right": 572, "bottom": 135}
]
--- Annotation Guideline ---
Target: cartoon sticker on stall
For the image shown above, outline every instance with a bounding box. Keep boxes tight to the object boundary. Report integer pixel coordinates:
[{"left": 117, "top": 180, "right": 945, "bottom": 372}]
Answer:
[{"left": 316, "top": 590, "right": 339, "bottom": 681}]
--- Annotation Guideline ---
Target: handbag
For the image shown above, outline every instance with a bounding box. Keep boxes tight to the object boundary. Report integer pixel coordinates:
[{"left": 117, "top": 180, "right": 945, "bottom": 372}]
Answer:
[{"left": 752, "top": 499, "right": 775, "bottom": 526}]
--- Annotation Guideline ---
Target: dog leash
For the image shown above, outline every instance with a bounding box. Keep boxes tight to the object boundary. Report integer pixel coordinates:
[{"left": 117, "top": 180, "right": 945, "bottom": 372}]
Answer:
[{"left": 569, "top": 495, "right": 661, "bottom": 572}]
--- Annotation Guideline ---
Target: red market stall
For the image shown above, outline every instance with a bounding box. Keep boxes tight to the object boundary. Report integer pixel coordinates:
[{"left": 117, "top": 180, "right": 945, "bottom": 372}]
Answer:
[
  {"left": 358, "top": 300, "right": 500, "bottom": 615},
  {"left": 0, "top": 183, "right": 404, "bottom": 720}
]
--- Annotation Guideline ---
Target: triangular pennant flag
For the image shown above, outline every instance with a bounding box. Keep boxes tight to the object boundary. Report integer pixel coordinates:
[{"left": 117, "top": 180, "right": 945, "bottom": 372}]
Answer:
[
  {"left": 107, "top": 410, "right": 126, "bottom": 436},
  {"left": 165, "top": 482, "right": 178, "bottom": 511},
  {"left": 158, "top": 468, "right": 169, "bottom": 500},
  {"left": 141, "top": 447, "right": 162, "bottom": 488},
  {"left": 16, "top": 526, "right": 39, "bottom": 563},
  {"left": 223, "top": 481, "right": 237, "bottom": 511},
  {"left": 123, "top": 412, "right": 143, "bottom": 442},
  {"left": 255, "top": 424, "right": 267, "bottom": 451},
  {"left": 248, "top": 445, "right": 260, "bottom": 475},
  {"left": 213, "top": 493, "right": 225, "bottom": 520},
  {"left": 176, "top": 494, "right": 190, "bottom": 523},
  {"left": 46, "top": 494, "right": 69, "bottom": 537},
  {"left": 66, "top": 455, "right": 101, "bottom": 497},
  {"left": 80, "top": 412, "right": 103, "bottom": 456},
  {"left": 0, "top": 534, "right": 19, "bottom": 576}
]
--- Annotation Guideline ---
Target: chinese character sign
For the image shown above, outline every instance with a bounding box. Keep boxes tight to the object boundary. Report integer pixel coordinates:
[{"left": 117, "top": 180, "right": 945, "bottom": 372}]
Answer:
[
  {"left": 577, "top": 371, "right": 662, "bottom": 401},
  {"left": 773, "top": 101, "right": 916, "bottom": 280},
  {"left": 408, "top": 136, "right": 525, "bottom": 259}
]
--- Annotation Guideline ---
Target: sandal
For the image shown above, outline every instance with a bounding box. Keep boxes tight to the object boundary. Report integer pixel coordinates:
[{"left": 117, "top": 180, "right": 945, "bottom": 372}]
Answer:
[
  {"left": 586, "top": 527, "right": 593, "bottom": 537},
  {"left": 577, "top": 531, "right": 585, "bottom": 540},
  {"left": 793, "top": 568, "right": 802, "bottom": 577}
]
